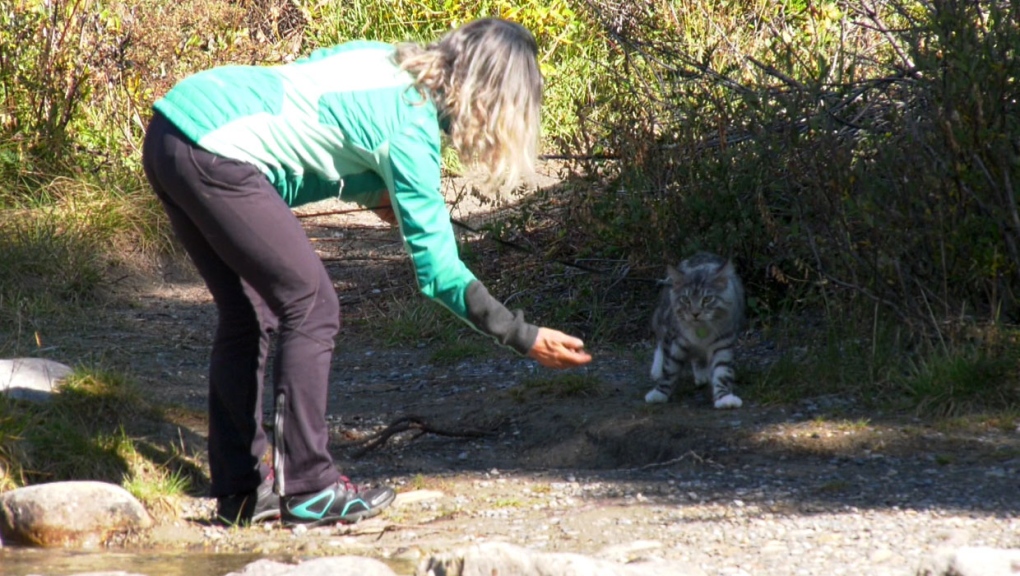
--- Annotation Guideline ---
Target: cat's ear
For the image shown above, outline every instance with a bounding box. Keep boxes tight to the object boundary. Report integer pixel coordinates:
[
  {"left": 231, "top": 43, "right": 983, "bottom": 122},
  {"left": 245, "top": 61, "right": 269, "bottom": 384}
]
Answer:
[
  {"left": 666, "top": 264, "right": 684, "bottom": 286},
  {"left": 711, "top": 260, "right": 736, "bottom": 290}
]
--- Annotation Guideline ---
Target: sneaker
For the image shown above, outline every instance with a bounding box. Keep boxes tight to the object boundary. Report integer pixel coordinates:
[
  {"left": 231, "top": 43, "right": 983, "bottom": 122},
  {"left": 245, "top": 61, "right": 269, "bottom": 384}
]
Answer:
[
  {"left": 281, "top": 476, "right": 396, "bottom": 527},
  {"left": 216, "top": 473, "right": 280, "bottom": 526}
]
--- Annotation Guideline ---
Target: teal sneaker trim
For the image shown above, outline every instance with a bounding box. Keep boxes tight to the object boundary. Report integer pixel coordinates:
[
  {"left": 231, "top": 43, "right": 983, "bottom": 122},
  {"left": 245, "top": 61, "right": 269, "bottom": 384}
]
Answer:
[
  {"left": 339, "top": 498, "right": 368, "bottom": 517},
  {"left": 287, "top": 490, "right": 337, "bottom": 520}
]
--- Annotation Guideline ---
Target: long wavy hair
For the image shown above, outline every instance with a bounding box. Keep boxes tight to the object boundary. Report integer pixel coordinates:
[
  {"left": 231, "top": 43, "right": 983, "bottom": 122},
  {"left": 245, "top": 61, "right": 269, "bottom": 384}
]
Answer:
[{"left": 394, "top": 18, "right": 543, "bottom": 191}]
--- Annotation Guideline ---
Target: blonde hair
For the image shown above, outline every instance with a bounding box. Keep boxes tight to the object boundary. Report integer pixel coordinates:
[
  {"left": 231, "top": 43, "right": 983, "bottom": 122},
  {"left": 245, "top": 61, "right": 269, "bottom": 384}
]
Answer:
[{"left": 395, "top": 18, "right": 543, "bottom": 191}]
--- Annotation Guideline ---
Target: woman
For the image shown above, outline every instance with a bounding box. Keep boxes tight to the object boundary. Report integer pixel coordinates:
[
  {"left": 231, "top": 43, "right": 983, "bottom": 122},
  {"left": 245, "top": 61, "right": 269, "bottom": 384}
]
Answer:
[{"left": 142, "top": 18, "right": 592, "bottom": 527}]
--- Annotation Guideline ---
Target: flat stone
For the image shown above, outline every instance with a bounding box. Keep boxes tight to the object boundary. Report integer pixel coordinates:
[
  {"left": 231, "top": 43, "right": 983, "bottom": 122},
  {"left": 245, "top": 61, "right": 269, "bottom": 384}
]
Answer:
[
  {"left": 917, "top": 546, "right": 1020, "bottom": 576},
  {"left": 0, "top": 358, "right": 74, "bottom": 402},
  {"left": 225, "top": 557, "right": 398, "bottom": 576}
]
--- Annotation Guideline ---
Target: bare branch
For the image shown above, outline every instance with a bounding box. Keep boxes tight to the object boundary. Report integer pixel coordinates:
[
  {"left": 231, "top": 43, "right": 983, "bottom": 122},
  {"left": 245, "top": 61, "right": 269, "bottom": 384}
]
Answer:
[{"left": 347, "top": 416, "right": 499, "bottom": 458}]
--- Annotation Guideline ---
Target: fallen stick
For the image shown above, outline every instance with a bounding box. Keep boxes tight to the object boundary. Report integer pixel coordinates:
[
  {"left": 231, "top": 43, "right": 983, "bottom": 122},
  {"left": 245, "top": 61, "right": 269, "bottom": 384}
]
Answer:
[{"left": 349, "top": 415, "right": 498, "bottom": 458}]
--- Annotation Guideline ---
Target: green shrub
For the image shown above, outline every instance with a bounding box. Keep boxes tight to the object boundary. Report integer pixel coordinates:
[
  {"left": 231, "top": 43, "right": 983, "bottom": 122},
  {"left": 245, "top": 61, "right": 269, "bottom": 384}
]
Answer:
[
  {"left": 555, "top": 0, "right": 1020, "bottom": 337},
  {"left": 0, "top": 0, "right": 96, "bottom": 174},
  {"left": 305, "top": 0, "right": 612, "bottom": 147},
  {"left": 0, "top": 0, "right": 283, "bottom": 323}
]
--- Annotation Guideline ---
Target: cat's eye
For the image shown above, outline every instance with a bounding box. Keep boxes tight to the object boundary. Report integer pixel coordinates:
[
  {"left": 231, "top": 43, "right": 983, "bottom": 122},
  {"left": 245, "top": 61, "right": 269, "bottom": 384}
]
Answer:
[{"left": 702, "top": 295, "right": 715, "bottom": 306}]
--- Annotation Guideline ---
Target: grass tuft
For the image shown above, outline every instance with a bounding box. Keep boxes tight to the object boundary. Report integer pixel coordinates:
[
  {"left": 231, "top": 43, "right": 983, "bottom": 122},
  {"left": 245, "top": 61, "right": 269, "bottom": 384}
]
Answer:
[
  {"left": 0, "top": 176, "right": 170, "bottom": 328},
  {"left": 899, "top": 346, "right": 1020, "bottom": 419},
  {"left": 509, "top": 372, "right": 604, "bottom": 403},
  {"left": 121, "top": 441, "right": 192, "bottom": 521},
  {"left": 371, "top": 298, "right": 474, "bottom": 347},
  {"left": 0, "top": 395, "right": 29, "bottom": 492},
  {"left": 429, "top": 340, "right": 491, "bottom": 365}
]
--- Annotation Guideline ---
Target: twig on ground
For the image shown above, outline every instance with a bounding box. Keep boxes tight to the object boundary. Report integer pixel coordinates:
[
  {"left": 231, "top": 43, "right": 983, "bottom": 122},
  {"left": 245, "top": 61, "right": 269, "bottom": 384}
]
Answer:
[
  {"left": 622, "top": 450, "right": 717, "bottom": 472},
  {"left": 349, "top": 415, "right": 499, "bottom": 458}
]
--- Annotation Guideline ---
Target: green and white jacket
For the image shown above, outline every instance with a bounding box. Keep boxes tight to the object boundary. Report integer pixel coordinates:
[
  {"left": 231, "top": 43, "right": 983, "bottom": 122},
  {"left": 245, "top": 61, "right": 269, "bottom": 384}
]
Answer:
[{"left": 153, "top": 41, "right": 538, "bottom": 354}]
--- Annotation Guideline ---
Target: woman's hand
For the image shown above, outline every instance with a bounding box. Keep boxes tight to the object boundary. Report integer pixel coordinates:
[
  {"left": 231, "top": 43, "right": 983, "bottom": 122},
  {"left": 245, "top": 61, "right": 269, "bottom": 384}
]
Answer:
[{"left": 527, "top": 327, "right": 592, "bottom": 369}]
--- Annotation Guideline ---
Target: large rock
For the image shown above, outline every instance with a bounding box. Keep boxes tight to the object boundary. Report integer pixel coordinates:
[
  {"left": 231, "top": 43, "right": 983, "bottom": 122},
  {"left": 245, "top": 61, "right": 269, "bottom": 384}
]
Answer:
[
  {"left": 0, "top": 358, "right": 74, "bottom": 402},
  {"left": 417, "top": 542, "right": 705, "bottom": 576},
  {"left": 917, "top": 546, "right": 1020, "bottom": 576},
  {"left": 0, "top": 481, "right": 152, "bottom": 547},
  {"left": 225, "top": 557, "right": 399, "bottom": 576}
]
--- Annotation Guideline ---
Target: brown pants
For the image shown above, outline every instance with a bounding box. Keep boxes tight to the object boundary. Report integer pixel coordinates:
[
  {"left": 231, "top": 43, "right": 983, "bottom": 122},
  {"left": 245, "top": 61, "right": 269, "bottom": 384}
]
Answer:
[{"left": 142, "top": 111, "right": 341, "bottom": 498}]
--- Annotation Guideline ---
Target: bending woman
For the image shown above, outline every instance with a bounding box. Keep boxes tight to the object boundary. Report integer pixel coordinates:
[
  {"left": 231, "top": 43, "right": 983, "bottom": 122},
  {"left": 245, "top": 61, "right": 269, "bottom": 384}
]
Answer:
[{"left": 141, "top": 18, "right": 592, "bottom": 527}]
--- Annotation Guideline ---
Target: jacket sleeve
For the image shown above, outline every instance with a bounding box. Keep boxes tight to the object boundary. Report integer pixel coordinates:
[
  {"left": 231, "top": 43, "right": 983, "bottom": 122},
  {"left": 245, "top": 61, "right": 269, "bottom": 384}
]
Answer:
[{"left": 383, "top": 117, "right": 539, "bottom": 355}]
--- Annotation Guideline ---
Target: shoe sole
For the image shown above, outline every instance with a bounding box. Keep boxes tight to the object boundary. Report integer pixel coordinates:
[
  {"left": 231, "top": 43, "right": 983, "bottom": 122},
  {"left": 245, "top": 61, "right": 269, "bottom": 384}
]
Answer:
[{"left": 282, "top": 490, "right": 396, "bottom": 528}]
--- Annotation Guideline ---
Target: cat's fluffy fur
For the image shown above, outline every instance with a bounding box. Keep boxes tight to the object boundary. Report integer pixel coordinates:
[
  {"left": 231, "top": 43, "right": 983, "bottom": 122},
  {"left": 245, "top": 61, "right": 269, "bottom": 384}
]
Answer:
[{"left": 647, "top": 252, "right": 746, "bottom": 409}]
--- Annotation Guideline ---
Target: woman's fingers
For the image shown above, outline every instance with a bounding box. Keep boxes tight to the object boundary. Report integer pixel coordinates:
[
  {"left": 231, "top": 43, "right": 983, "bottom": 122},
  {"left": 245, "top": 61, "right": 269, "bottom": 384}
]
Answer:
[{"left": 528, "top": 327, "right": 593, "bottom": 369}]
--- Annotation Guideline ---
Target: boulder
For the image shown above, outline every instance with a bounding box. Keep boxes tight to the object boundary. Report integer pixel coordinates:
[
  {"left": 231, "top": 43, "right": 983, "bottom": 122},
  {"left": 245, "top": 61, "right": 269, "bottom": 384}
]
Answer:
[{"left": 0, "top": 481, "right": 152, "bottom": 547}]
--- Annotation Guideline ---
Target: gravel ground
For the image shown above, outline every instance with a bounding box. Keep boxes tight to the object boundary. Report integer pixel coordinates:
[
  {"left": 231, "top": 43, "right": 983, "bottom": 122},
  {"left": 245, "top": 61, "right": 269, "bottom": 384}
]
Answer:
[
  {"left": 157, "top": 431, "right": 1019, "bottom": 576},
  {"left": 126, "top": 339, "right": 1018, "bottom": 576}
]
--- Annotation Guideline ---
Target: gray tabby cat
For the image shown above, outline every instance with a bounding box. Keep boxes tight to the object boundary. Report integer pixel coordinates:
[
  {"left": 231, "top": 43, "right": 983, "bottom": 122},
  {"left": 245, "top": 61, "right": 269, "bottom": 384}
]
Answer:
[{"left": 646, "top": 252, "right": 746, "bottom": 409}]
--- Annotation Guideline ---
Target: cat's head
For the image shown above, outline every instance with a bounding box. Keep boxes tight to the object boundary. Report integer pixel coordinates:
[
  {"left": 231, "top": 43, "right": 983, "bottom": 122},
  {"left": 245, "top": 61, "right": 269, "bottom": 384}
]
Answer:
[{"left": 666, "top": 257, "right": 737, "bottom": 323}]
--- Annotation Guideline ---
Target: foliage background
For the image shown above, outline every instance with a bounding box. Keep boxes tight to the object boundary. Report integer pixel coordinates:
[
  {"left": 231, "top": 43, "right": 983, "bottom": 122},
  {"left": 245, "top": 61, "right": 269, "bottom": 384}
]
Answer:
[{"left": 1, "top": 0, "right": 1018, "bottom": 419}]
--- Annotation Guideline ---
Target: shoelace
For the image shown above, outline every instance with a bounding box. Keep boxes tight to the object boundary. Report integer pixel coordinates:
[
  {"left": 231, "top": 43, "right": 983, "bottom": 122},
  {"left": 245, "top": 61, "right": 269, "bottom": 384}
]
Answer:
[{"left": 339, "top": 475, "right": 359, "bottom": 493}]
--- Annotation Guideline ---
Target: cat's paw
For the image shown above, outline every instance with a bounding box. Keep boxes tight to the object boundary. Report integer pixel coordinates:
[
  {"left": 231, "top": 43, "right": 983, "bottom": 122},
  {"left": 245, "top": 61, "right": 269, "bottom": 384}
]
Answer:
[
  {"left": 713, "top": 394, "right": 743, "bottom": 409},
  {"left": 645, "top": 389, "right": 670, "bottom": 403}
]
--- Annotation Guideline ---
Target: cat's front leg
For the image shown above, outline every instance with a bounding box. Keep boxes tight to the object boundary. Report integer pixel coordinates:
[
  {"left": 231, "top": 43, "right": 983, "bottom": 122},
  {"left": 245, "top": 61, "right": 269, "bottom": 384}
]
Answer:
[
  {"left": 708, "top": 347, "right": 742, "bottom": 409},
  {"left": 646, "top": 340, "right": 684, "bottom": 403},
  {"left": 691, "top": 359, "right": 712, "bottom": 388}
]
